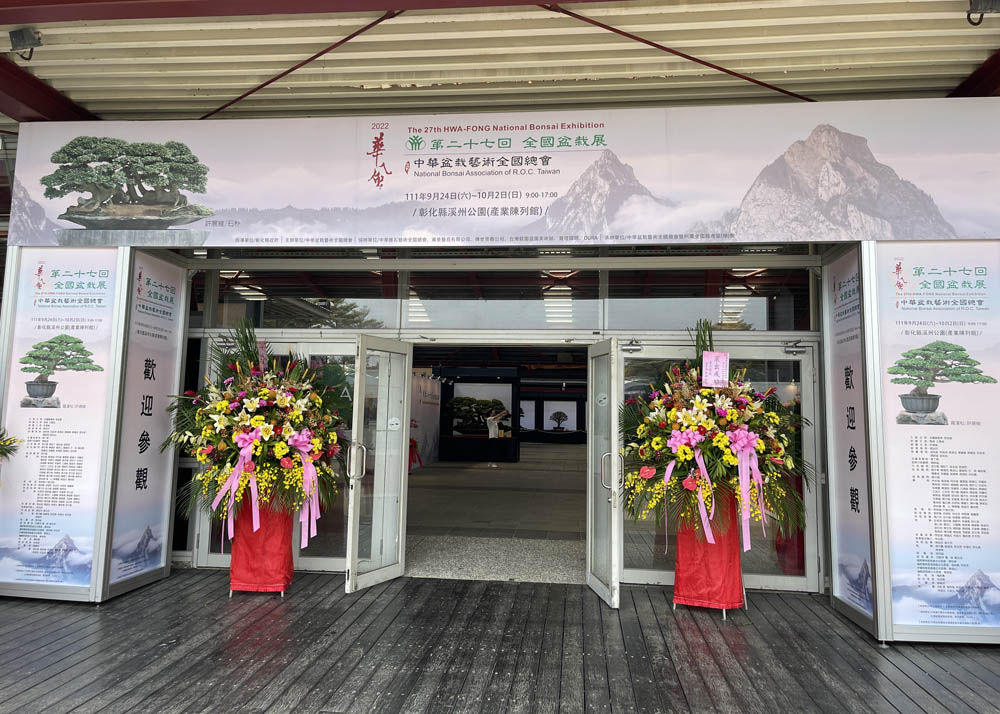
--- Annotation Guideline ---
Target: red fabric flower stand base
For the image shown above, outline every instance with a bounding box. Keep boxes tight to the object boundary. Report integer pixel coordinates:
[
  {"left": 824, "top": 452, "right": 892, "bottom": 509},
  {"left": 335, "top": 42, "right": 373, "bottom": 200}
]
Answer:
[
  {"left": 229, "top": 506, "right": 293, "bottom": 593},
  {"left": 673, "top": 497, "right": 744, "bottom": 611}
]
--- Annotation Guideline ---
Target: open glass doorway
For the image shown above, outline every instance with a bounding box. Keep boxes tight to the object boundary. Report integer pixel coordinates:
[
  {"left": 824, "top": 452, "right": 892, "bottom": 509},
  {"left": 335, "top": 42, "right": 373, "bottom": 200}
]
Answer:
[
  {"left": 193, "top": 335, "right": 413, "bottom": 596},
  {"left": 404, "top": 344, "right": 590, "bottom": 586}
]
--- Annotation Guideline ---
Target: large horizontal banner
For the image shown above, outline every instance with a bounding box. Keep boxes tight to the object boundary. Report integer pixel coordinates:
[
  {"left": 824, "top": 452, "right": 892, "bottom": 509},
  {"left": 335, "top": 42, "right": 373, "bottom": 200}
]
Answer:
[{"left": 9, "top": 97, "right": 1000, "bottom": 248}]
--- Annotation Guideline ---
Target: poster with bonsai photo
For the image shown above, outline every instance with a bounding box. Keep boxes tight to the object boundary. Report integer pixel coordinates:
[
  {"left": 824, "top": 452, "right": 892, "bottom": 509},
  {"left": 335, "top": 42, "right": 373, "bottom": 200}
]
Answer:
[
  {"left": 8, "top": 97, "right": 1000, "bottom": 248},
  {"left": 877, "top": 241, "right": 1000, "bottom": 629},
  {"left": 0, "top": 248, "right": 117, "bottom": 588}
]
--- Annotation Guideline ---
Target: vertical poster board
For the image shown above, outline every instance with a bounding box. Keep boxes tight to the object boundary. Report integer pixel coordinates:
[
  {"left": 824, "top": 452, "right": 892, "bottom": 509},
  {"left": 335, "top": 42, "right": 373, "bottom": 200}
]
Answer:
[
  {"left": 876, "top": 241, "right": 1000, "bottom": 636},
  {"left": 0, "top": 248, "right": 118, "bottom": 590},
  {"left": 109, "top": 253, "right": 186, "bottom": 586},
  {"left": 823, "top": 247, "right": 875, "bottom": 620}
]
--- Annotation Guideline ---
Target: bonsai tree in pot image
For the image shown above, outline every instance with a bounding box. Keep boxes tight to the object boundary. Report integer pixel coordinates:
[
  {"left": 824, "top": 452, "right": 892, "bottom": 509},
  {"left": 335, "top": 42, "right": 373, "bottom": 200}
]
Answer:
[
  {"left": 888, "top": 340, "right": 997, "bottom": 414},
  {"left": 20, "top": 334, "right": 104, "bottom": 400},
  {"left": 41, "top": 136, "right": 212, "bottom": 230},
  {"left": 549, "top": 410, "right": 569, "bottom": 431}
]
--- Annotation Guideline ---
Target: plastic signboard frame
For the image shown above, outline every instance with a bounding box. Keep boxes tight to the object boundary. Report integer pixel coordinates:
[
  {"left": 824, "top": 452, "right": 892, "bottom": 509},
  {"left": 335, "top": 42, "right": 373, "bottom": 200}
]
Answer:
[{"left": 821, "top": 243, "right": 880, "bottom": 638}]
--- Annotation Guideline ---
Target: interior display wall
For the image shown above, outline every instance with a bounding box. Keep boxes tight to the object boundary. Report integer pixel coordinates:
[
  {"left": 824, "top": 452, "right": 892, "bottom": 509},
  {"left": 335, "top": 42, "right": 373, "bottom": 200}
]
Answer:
[
  {"left": 519, "top": 400, "right": 536, "bottom": 430},
  {"left": 453, "top": 383, "right": 512, "bottom": 411},
  {"left": 543, "top": 400, "right": 578, "bottom": 431},
  {"left": 409, "top": 369, "right": 440, "bottom": 467}
]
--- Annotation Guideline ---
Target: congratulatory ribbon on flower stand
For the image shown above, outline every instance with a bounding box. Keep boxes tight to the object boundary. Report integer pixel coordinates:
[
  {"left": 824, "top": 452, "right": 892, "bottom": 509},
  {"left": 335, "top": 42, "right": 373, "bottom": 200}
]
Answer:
[
  {"left": 211, "top": 427, "right": 262, "bottom": 547},
  {"left": 288, "top": 428, "right": 321, "bottom": 549},
  {"left": 729, "top": 426, "right": 767, "bottom": 552},
  {"left": 692, "top": 448, "right": 716, "bottom": 545}
]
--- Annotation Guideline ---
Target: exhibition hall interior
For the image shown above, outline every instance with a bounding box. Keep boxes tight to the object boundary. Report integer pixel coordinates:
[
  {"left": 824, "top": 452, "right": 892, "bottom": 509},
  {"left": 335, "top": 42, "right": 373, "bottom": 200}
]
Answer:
[{"left": 405, "top": 344, "right": 589, "bottom": 583}]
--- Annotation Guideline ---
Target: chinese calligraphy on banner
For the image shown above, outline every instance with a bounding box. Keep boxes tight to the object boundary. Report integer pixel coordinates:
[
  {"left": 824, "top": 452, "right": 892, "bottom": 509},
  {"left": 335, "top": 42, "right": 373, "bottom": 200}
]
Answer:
[
  {"left": 823, "top": 247, "right": 874, "bottom": 618},
  {"left": 877, "top": 241, "right": 1000, "bottom": 629},
  {"left": 0, "top": 248, "right": 117, "bottom": 587},
  {"left": 109, "top": 254, "right": 185, "bottom": 585},
  {"left": 8, "top": 98, "right": 1000, "bottom": 248}
]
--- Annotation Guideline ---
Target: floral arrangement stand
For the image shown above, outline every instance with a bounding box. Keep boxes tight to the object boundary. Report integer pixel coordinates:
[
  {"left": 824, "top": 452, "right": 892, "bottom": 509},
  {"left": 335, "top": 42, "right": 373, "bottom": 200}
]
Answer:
[
  {"left": 672, "top": 493, "right": 745, "bottom": 619},
  {"left": 229, "top": 504, "right": 293, "bottom": 597},
  {"left": 621, "top": 362, "right": 808, "bottom": 619},
  {"left": 167, "top": 321, "right": 346, "bottom": 597}
]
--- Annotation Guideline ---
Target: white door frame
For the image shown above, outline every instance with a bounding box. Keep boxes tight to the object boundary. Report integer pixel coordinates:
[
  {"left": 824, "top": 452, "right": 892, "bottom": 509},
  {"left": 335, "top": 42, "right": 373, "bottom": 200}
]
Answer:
[
  {"left": 346, "top": 335, "right": 413, "bottom": 593},
  {"left": 586, "top": 339, "right": 623, "bottom": 608},
  {"left": 618, "top": 339, "right": 823, "bottom": 593}
]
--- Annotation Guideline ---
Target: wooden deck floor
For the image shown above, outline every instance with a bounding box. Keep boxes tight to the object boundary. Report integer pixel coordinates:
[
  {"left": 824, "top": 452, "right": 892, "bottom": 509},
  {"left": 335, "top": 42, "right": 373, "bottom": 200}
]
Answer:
[{"left": 2, "top": 569, "right": 999, "bottom": 714}]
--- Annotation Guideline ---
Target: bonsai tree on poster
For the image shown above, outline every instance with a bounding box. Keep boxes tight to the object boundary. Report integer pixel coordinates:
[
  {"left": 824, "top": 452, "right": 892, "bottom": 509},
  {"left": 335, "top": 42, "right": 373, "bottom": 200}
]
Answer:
[
  {"left": 444, "top": 397, "right": 508, "bottom": 434},
  {"left": 40, "top": 136, "right": 212, "bottom": 229},
  {"left": 549, "top": 410, "right": 569, "bottom": 430},
  {"left": 888, "top": 340, "right": 997, "bottom": 414},
  {"left": 20, "top": 334, "right": 104, "bottom": 399}
]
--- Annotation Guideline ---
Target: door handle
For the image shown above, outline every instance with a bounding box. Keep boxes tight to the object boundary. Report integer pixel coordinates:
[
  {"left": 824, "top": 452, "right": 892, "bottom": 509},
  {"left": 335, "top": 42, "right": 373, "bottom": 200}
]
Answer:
[
  {"left": 600, "top": 452, "right": 611, "bottom": 490},
  {"left": 351, "top": 442, "right": 368, "bottom": 480}
]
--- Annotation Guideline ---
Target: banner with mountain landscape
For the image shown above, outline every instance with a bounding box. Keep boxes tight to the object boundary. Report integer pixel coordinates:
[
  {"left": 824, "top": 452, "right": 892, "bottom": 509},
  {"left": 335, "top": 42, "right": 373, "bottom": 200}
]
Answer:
[{"left": 8, "top": 97, "right": 1000, "bottom": 247}]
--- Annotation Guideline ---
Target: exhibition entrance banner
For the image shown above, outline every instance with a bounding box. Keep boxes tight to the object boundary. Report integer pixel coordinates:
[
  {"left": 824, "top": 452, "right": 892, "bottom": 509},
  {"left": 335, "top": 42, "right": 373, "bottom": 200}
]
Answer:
[
  {"left": 876, "top": 241, "right": 1000, "bottom": 631},
  {"left": 109, "top": 253, "right": 186, "bottom": 585},
  {"left": 0, "top": 248, "right": 118, "bottom": 588},
  {"left": 8, "top": 97, "right": 1000, "bottom": 248},
  {"left": 823, "top": 247, "right": 875, "bottom": 619}
]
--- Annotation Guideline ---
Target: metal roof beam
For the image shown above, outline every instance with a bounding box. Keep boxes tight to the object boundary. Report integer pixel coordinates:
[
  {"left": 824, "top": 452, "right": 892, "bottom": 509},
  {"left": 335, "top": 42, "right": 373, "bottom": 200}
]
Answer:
[
  {"left": 949, "top": 47, "right": 1000, "bottom": 96},
  {"left": 0, "top": 54, "right": 98, "bottom": 121},
  {"left": 0, "top": 0, "right": 609, "bottom": 24}
]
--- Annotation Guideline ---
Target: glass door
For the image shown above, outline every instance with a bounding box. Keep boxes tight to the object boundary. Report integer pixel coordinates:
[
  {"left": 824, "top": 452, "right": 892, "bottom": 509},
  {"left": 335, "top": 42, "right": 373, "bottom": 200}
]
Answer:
[
  {"left": 621, "top": 342, "right": 821, "bottom": 592},
  {"left": 346, "top": 335, "right": 413, "bottom": 593},
  {"left": 587, "top": 339, "right": 623, "bottom": 608},
  {"left": 195, "top": 339, "right": 359, "bottom": 571},
  {"left": 292, "top": 343, "right": 356, "bottom": 571}
]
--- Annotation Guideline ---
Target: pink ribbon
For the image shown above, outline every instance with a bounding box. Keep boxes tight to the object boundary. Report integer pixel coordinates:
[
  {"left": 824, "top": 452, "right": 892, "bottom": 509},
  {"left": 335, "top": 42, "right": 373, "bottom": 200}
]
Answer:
[
  {"left": 288, "top": 428, "right": 320, "bottom": 549},
  {"left": 211, "top": 427, "right": 261, "bottom": 546},
  {"left": 692, "top": 448, "right": 715, "bottom": 545},
  {"left": 662, "top": 461, "right": 675, "bottom": 554},
  {"left": 730, "top": 428, "right": 767, "bottom": 552}
]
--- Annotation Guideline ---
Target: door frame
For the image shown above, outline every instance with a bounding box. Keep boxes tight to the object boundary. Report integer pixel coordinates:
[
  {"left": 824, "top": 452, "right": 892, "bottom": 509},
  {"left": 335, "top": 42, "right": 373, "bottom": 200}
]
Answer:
[
  {"left": 190, "top": 330, "right": 823, "bottom": 593},
  {"left": 193, "top": 336, "right": 362, "bottom": 572},
  {"left": 586, "top": 338, "right": 623, "bottom": 608},
  {"left": 618, "top": 338, "right": 823, "bottom": 593},
  {"left": 346, "top": 334, "right": 413, "bottom": 593}
]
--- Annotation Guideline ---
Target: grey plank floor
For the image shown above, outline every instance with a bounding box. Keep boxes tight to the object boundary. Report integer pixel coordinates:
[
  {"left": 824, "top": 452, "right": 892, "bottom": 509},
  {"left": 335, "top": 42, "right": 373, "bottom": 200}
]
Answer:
[{"left": 2, "top": 569, "right": 999, "bottom": 714}]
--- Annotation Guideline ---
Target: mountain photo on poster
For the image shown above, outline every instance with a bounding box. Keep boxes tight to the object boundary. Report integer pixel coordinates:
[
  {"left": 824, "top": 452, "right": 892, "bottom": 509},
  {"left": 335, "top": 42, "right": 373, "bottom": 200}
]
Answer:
[
  {"left": 526, "top": 125, "right": 957, "bottom": 242},
  {"left": 526, "top": 150, "right": 674, "bottom": 236},
  {"left": 111, "top": 525, "right": 163, "bottom": 581},
  {"left": 838, "top": 553, "right": 874, "bottom": 612},
  {"left": 0, "top": 534, "right": 92, "bottom": 586},
  {"left": 893, "top": 570, "right": 1000, "bottom": 626}
]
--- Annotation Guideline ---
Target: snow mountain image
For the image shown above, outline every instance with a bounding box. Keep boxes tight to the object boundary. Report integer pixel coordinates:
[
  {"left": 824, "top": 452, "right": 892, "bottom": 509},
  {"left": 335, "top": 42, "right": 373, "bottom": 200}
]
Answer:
[
  {"left": 527, "top": 149, "right": 674, "bottom": 236},
  {"left": 847, "top": 559, "right": 874, "bottom": 610},
  {"left": 11, "top": 180, "right": 60, "bottom": 246},
  {"left": 893, "top": 569, "right": 1000, "bottom": 626},
  {"left": 42, "top": 534, "right": 81, "bottom": 573},
  {"left": 525, "top": 125, "right": 956, "bottom": 242},
  {"left": 730, "top": 124, "right": 957, "bottom": 242},
  {"left": 948, "top": 569, "right": 1000, "bottom": 616}
]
